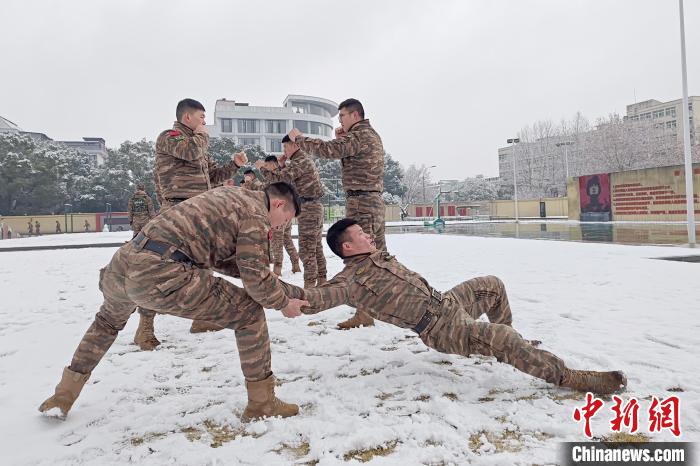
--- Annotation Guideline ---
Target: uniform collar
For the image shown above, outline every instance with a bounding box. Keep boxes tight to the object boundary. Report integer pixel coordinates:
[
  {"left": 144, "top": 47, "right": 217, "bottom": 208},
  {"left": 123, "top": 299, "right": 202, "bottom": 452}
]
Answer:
[
  {"left": 348, "top": 119, "right": 371, "bottom": 132},
  {"left": 173, "top": 121, "right": 195, "bottom": 136}
]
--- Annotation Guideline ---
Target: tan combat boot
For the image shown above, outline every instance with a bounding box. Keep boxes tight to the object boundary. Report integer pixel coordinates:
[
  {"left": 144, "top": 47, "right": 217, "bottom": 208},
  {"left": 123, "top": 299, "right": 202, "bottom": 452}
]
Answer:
[
  {"left": 189, "top": 320, "right": 224, "bottom": 333},
  {"left": 272, "top": 264, "right": 282, "bottom": 277},
  {"left": 337, "top": 310, "right": 375, "bottom": 330},
  {"left": 241, "top": 375, "right": 299, "bottom": 422},
  {"left": 291, "top": 259, "right": 301, "bottom": 274},
  {"left": 560, "top": 368, "right": 627, "bottom": 395},
  {"left": 134, "top": 312, "right": 161, "bottom": 350},
  {"left": 38, "top": 367, "right": 90, "bottom": 417}
]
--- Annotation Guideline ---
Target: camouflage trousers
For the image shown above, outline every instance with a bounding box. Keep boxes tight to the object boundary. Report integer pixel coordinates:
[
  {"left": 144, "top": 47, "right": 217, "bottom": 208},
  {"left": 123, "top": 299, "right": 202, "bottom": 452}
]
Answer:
[
  {"left": 271, "top": 222, "right": 299, "bottom": 267},
  {"left": 69, "top": 242, "right": 273, "bottom": 382},
  {"left": 422, "top": 276, "right": 566, "bottom": 385},
  {"left": 297, "top": 200, "right": 326, "bottom": 287},
  {"left": 346, "top": 192, "right": 386, "bottom": 252},
  {"left": 130, "top": 217, "right": 150, "bottom": 239}
]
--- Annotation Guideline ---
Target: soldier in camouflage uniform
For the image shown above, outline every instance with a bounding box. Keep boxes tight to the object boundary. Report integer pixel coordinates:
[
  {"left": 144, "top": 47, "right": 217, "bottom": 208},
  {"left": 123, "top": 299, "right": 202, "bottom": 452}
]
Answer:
[
  {"left": 127, "top": 183, "right": 155, "bottom": 239},
  {"left": 298, "top": 218, "right": 628, "bottom": 395},
  {"left": 27, "top": 220, "right": 34, "bottom": 236},
  {"left": 140, "top": 98, "right": 248, "bottom": 340},
  {"left": 35, "top": 220, "right": 41, "bottom": 236},
  {"left": 258, "top": 138, "right": 326, "bottom": 287},
  {"left": 39, "top": 183, "right": 308, "bottom": 421},
  {"left": 257, "top": 156, "right": 301, "bottom": 277},
  {"left": 288, "top": 98, "right": 384, "bottom": 329},
  {"left": 241, "top": 169, "right": 265, "bottom": 191}
]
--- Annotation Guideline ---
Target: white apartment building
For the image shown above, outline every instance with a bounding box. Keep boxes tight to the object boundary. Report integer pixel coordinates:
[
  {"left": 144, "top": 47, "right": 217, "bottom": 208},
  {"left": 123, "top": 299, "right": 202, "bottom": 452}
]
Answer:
[{"left": 206, "top": 95, "right": 338, "bottom": 154}]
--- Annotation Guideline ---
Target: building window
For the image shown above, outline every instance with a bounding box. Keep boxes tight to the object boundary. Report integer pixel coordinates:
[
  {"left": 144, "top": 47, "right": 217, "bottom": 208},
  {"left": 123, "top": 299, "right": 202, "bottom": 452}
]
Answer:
[
  {"left": 265, "top": 120, "right": 286, "bottom": 134},
  {"left": 666, "top": 120, "right": 677, "bottom": 129},
  {"left": 309, "top": 121, "right": 332, "bottom": 137},
  {"left": 291, "top": 101, "right": 307, "bottom": 114},
  {"left": 293, "top": 120, "right": 309, "bottom": 132},
  {"left": 238, "top": 137, "right": 260, "bottom": 147},
  {"left": 267, "top": 138, "right": 282, "bottom": 152},
  {"left": 308, "top": 103, "right": 330, "bottom": 118},
  {"left": 652, "top": 110, "right": 664, "bottom": 118},
  {"left": 221, "top": 119, "right": 233, "bottom": 133},
  {"left": 237, "top": 119, "right": 259, "bottom": 133}
]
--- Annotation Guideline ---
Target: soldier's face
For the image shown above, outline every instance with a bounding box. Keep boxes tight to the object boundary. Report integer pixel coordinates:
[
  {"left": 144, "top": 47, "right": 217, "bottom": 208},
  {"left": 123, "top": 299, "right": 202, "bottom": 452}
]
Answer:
[
  {"left": 338, "top": 109, "right": 360, "bottom": 132},
  {"left": 343, "top": 224, "right": 376, "bottom": 256},
  {"left": 182, "top": 110, "right": 206, "bottom": 129},
  {"left": 282, "top": 142, "right": 298, "bottom": 157}
]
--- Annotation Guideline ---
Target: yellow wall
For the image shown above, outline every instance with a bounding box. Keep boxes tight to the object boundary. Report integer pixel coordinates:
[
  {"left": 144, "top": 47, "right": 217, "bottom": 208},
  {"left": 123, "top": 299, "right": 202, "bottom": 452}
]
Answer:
[
  {"left": 489, "top": 198, "right": 568, "bottom": 219},
  {"left": 0, "top": 214, "right": 99, "bottom": 237},
  {"left": 568, "top": 163, "right": 700, "bottom": 221}
]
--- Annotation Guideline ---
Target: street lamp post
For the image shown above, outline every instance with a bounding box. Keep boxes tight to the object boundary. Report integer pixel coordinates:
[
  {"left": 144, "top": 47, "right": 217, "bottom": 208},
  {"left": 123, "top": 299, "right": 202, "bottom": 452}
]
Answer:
[
  {"left": 422, "top": 165, "right": 437, "bottom": 204},
  {"left": 64, "top": 203, "right": 72, "bottom": 233},
  {"left": 555, "top": 141, "right": 574, "bottom": 179},
  {"left": 678, "top": 0, "right": 696, "bottom": 247},
  {"left": 507, "top": 138, "right": 520, "bottom": 222}
]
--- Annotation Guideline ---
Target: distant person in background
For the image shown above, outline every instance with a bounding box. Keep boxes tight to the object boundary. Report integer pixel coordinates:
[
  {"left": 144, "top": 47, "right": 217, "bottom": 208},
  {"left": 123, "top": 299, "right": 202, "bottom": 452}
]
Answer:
[
  {"left": 56, "top": 221, "right": 62, "bottom": 234},
  {"left": 84, "top": 220, "right": 90, "bottom": 232},
  {"left": 35, "top": 220, "right": 41, "bottom": 236},
  {"left": 28, "top": 220, "right": 34, "bottom": 236}
]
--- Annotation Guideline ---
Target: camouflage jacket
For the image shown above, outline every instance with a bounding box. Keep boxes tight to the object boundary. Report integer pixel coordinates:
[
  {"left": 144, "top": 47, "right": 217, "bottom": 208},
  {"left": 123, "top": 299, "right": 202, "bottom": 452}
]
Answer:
[
  {"left": 302, "top": 251, "right": 439, "bottom": 330},
  {"left": 242, "top": 177, "right": 265, "bottom": 191},
  {"left": 127, "top": 190, "right": 155, "bottom": 221},
  {"left": 260, "top": 149, "right": 324, "bottom": 199},
  {"left": 155, "top": 122, "right": 240, "bottom": 200},
  {"left": 295, "top": 119, "right": 384, "bottom": 192},
  {"left": 141, "top": 186, "right": 291, "bottom": 310}
]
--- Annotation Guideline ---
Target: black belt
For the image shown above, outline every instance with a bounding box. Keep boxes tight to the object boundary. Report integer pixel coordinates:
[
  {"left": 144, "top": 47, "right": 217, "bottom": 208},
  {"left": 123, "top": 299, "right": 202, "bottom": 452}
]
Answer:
[
  {"left": 345, "top": 190, "right": 381, "bottom": 197},
  {"left": 165, "top": 198, "right": 188, "bottom": 204},
  {"left": 412, "top": 288, "right": 444, "bottom": 335},
  {"left": 133, "top": 232, "right": 194, "bottom": 265},
  {"left": 299, "top": 196, "right": 321, "bottom": 203}
]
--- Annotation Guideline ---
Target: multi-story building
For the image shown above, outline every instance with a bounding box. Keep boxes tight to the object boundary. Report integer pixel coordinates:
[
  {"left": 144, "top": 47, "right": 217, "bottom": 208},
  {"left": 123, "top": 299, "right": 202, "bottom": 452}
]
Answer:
[
  {"left": 206, "top": 95, "right": 338, "bottom": 154},
  {"left": 624, "top": 96, "right": 700, "bottom": 142},
  {"left": 0, "top": 115, "right": 108, "bottom": 165},
  {"left": 496, "top": 96, "right": 700, "bottom": 196}
]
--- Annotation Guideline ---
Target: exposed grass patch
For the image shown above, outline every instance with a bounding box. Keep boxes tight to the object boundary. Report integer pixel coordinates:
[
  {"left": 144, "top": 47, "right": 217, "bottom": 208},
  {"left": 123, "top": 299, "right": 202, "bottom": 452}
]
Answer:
[
  {"left": 414, "top": 394, "right": 431, "bottom": 402},
  {"left": 343, "top": 440, "right": 399, "bottom": 462},
  {"left": 443, "top": 392, "right": 458, "bottom": 401},
  {"left": 469, "top": 429, "right": 554, "bottom": 454},
  {"left": 600, "top": 432, "right": 652, "bottom": 443}
]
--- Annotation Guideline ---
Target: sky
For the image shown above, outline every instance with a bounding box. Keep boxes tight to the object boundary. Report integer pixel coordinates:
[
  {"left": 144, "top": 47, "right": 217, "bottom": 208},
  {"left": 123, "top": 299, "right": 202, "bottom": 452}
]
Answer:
[{"left": 1, "top": 0, "right": 698, "bottom": 181}]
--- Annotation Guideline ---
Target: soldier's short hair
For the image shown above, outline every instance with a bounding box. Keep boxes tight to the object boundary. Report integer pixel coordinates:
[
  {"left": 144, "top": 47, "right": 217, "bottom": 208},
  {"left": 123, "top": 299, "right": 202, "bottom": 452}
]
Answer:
[
  {"left": 326, "top": 218, "right": 359, "bottom": 258},
  {"left": 264, "top": 155, "right": 279, "bottom": 164},
  {"left": 243, "top": 169, "right": 255, "bottom": 176},
  {"left": 338, "top": 98, "right": 364, "bottom": 119},
  {"left": 176, "top": 98, "right": 206, "bottom": 121},
  {"left": 137, "top": 183, "right": 145, "bottom": 190},
  {"left": 281, "top": 135, "right": 291, "bottom": 143},
  {"left": 266, "top": 182, "right": 301, "bottom": 216}
]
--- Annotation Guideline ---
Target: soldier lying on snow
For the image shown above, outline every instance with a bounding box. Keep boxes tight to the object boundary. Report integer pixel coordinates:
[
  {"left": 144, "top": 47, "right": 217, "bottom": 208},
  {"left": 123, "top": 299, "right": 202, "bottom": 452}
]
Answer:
[{"left": 300, "top": 218, "right": 627, "bottom": 395}]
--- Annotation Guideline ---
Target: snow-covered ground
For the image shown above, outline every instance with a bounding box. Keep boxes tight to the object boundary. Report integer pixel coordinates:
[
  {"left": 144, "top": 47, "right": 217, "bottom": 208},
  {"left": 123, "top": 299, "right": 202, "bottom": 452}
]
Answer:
[{"left": 0, "top": 233, "right": 698, "bottom": 465}]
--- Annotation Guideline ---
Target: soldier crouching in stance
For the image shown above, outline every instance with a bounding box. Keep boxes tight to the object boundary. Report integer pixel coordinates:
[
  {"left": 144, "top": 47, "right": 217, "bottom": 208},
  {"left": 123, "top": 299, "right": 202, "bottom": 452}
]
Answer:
[
  {"left": 302, "top": 218, "right": 627, "bottom": 395},
  {"left": 39, "top": 182, "right": 309, "bottom": 421}
]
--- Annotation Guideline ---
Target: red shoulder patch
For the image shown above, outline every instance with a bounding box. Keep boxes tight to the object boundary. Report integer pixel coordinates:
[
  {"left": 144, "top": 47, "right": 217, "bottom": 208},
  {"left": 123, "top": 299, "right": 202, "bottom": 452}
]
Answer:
[{"left": 168, "top": 130, "right": 181, "bottom": 137}]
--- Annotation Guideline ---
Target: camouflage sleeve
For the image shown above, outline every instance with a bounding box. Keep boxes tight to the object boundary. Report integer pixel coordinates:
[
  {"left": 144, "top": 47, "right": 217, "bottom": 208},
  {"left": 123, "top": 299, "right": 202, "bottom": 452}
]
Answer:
[
  {"left": 153, "top": 171, "right": 164, "bottom": 206},
  {"left": 160, "top": 132, "right": 208, "bottom": 162},
  {"left": 207, "top": 156, "right": 240, "bottom": 185},
  {"left": 278, "top": 280, "right": 306, "bottom": 300},
  {"left": 295, "top": 134, "right": 361, "bottom": 160},
  {"left": 236, "top": 217, "right": 290, "bottom": 310},
  {"left": 260, "top": 157, "right": 305, "bottom": 185},
  {"left": 300, "top": 273, "right": 349, "bottom": 314}
]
